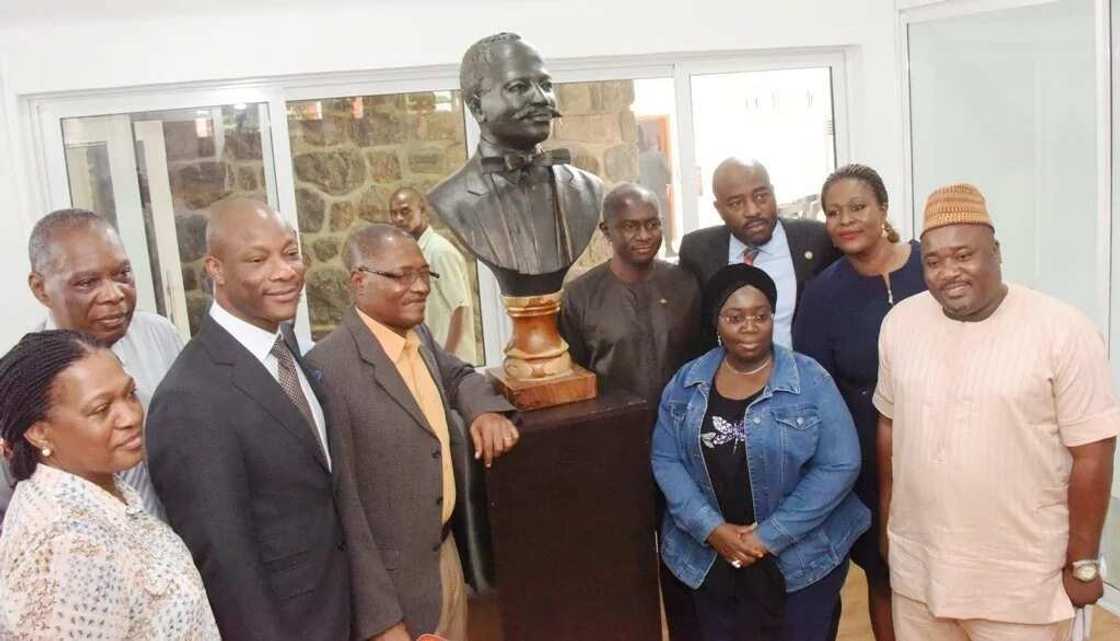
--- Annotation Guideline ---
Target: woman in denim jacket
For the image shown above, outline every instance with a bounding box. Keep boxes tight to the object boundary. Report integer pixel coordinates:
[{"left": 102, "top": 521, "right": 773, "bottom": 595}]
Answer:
[{"left": 652, "top": 264, "right": 869, "bottom": 641}]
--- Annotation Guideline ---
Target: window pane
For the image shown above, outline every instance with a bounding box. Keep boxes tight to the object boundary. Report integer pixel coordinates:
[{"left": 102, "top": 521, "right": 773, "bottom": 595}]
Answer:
[
  {"left": 62, "top": 103, "right": 274, "bottom": 337},
  {"left": 690, "top": 68, "right": 836, "bottom": 229},
  {"left": 909, "top": 0, "right": 1099, "bottom": 326},
  {"left": 285, "top": 92, "right": 482, "bottom": 362},
  {"left": 547, "top": 78, "right": 678, "bottom": 271}
]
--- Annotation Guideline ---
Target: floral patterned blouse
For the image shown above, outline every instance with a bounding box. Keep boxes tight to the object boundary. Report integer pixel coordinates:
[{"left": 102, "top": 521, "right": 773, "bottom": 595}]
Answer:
[{"left": 0, "top": 465, "right": 219, "bottom": 640}]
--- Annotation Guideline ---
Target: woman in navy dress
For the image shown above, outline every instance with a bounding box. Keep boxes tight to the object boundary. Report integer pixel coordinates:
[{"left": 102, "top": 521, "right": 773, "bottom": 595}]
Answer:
[{"left": 792, "top": 164, "right": 925, "bottom": 641}]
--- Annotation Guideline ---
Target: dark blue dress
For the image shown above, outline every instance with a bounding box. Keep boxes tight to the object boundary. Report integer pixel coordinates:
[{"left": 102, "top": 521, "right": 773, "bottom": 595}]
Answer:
[{"left": 791, "top": 240, "right": 925, "bottom": 580}]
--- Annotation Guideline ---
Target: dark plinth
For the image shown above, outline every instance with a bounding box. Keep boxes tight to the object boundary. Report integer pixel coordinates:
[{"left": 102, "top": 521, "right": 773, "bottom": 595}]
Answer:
[{"left": 484, "top": 389, "right": 660, "bottom": 641}]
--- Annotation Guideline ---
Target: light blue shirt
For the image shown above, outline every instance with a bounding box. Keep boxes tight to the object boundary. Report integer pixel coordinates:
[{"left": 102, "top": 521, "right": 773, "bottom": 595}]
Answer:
[{"left": 728, "top": 221, "right": 797, "bottom": 348}]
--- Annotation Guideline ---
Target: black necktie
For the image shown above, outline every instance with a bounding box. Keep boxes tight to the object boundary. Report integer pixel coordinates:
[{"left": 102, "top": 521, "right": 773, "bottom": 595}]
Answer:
[
  {"left": 270, "top": 337, "right": 317, "bottom": 433},
  {"left": 481, "top": 148, "right": 572, "bottom": 176}
]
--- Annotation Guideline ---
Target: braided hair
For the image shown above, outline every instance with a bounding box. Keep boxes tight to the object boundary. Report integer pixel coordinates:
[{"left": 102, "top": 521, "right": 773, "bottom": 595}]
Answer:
[
  {"left": 0, "top": 330, "right": 105, "bottom": 483},
  {"left": 820, "top": 163, "right": 900, "bottom": 242}
]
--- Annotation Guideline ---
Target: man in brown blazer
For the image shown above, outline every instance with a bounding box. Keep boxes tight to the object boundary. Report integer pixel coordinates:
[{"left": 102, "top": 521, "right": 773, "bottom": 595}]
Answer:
[{"left": 307, "top": 224, "right": 518, "bottom": 641}]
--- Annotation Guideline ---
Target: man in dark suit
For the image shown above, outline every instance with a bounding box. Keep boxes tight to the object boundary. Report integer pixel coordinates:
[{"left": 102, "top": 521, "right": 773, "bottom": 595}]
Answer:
[
  {"left": 308, "top": 224, "right": 518, "bottom": 641},
  {"left": 428, "top": 32, "right": 602, "bottom": 297},
  {"left": 147, "top": 198, "right": 349, "bottom": 641},
  {"left": 678, "top": 157, "right": 840, "bottom": 348}
]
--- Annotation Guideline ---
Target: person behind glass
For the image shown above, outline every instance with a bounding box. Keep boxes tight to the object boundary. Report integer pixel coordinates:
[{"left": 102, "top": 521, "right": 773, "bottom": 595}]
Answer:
[
  {"left": 792, "top": 164, "right": 924, "bottom": 641},
  {"left": 0, "top": 330, "right": 219, "bottom": 640},
  {"left": 652, "top": 264, "right": 869, "bottom": 641}
]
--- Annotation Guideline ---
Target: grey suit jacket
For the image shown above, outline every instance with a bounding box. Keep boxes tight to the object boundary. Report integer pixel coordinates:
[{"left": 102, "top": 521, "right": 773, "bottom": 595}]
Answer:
[
  {"left": 147, "top": 316, "right": 350, "bottom": 641},
  {"left": 306, "top": 308, "right": 514, "bottom": 639},
  {"left": 428, "top": 153, "right": 603, "bottom": 296},
  {"left": 678, "top": 218, "right": 841, "bottom": 348}
]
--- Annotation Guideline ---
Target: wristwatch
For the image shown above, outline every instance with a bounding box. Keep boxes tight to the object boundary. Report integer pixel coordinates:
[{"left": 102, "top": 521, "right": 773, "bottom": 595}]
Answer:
[{"left": 1071, "top": 559, "right": 1101, "bottom": 583}]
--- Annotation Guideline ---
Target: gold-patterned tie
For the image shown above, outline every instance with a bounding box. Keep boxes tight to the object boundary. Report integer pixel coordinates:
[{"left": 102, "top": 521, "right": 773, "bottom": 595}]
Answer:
[{"left": 270, "top": 336, "right": 317, "bottom": 431}]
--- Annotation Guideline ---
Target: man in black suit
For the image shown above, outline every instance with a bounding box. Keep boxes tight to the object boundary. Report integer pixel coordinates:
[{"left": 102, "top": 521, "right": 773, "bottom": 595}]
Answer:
[
  {"left": 147, "top": 198, "right": 349, "bottom": 641},
  {"left": 678, "top": 157, "right": 840, "bottom": 349}
]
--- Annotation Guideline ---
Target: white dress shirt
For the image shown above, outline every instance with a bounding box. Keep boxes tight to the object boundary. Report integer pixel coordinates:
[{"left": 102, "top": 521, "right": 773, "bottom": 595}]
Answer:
[
  {"left": 728, "top": 221, "right": 797, "bottom": 348},
  {"left": 208, "top": 303, "right": 331, "bottom": 469},
  {"left": 0, "top": 311, "right": 183, "bottom": 529}
]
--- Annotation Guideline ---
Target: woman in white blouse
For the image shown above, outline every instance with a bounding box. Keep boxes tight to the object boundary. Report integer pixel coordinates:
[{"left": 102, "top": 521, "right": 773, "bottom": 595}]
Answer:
[{"left": 0, "top": 330, "right": 219, "bottom": 641}]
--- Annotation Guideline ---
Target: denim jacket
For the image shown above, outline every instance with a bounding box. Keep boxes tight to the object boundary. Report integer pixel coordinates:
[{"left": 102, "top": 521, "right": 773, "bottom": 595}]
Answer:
[{"left": 651, "top": 344, "right": 870, "bottom": 592}]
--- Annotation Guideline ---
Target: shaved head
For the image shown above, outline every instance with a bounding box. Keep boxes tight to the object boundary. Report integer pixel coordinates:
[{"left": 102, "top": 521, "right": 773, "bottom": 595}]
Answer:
[
  {"left": 203, "top": 197, "right": 305, "bottom": 332},
  {"left": 712, "top": 157, "right": 770, "bottom": 198},
  {"left": 343, "top": 224, "right": 414, "bottom": 272},
  {"left": 602, "top": 182, "right": 659, "bottom": 224},
  {"left": 205, "top": 198, "right": 291, "bottom": 260},
  {"left": 712, "top": 157, "right": 778, "bottom": 246}
]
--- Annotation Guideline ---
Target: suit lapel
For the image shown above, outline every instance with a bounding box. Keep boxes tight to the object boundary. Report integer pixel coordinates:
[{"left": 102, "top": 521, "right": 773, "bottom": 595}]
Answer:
[
  {"left": 779, "top": 219, "right": 812, "bottom": 297},
  {"left": 343, "top": 309, "right": 437, "bottom": 439},
  {"left": 199, "top": 317, "right": 330, "bottom": 473},
  {"left": 463, "top": 157, "right": 517, "bottom": 268},
  {"left": 552, "top": 165, "right": 598, "bottom": 264}
]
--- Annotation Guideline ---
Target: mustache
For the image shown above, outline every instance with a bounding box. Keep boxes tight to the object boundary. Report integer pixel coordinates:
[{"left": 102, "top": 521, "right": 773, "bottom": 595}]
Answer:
[{"left": 515, "top": 105, "right": 563, "bottom": 119}]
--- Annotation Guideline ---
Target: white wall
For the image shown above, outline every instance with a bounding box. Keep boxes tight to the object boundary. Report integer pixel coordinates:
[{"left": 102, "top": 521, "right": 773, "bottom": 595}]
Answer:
[{"left": 0, "top": 0, "right": 906, "bottom": 348}]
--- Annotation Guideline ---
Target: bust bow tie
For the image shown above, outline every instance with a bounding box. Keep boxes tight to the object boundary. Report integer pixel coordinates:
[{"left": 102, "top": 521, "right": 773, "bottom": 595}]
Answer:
[{"left": 481, "top": 148, "right": 572, "bottom": 174}]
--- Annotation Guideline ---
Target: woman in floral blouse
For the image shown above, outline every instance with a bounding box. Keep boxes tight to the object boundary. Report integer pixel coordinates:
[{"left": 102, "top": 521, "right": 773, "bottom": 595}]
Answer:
[{"left": 0, "top": 330, "right": 219, "bottom": 641}]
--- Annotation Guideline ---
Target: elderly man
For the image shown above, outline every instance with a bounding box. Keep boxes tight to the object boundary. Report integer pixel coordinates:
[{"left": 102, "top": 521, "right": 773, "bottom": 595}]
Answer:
[
  {"left": 558, "top": 182, "right": 701, "bottom": 640},
  {"left": 875, "top": 184, "right": 1118, "bottom": 641},
  {"left": 389, "top": 186, "right": 477, "bottom": 364},
  {"left": 308, "top": 224, "right": 518, "bottom": 641},
  {"left": 678, "top": 158, "right": 839, "bottom": 348},
  {"left": 0, "top": 208, "right": 182, "bottom": 527},
  {"left": 147, "top": 198, "right": 350, "bottom": 641}
]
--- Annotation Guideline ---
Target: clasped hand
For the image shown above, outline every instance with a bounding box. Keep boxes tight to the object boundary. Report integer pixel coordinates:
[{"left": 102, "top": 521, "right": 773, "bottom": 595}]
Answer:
[{"left": 708, "top": 522, "right": 769, "bottom": 568}]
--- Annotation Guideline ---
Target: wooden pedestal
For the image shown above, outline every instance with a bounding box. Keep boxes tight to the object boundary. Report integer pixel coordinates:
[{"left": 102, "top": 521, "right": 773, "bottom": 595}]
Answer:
[
  {"left": 483, "top": 390, "right": 660, "bottom": 641},
  {"left": 487, "top": 364, "right": 597, "bottom": 411}
]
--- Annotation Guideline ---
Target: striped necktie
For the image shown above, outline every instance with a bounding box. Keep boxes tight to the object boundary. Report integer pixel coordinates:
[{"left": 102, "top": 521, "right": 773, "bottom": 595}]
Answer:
[{"left": 742, "top": 247, "right": 760, "bottom": 265}]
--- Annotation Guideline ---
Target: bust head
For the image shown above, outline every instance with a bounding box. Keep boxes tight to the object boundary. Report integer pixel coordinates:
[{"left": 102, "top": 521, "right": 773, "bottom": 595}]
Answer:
[{"left": 461, "top": 33, "right": 559, "bottom": 151}]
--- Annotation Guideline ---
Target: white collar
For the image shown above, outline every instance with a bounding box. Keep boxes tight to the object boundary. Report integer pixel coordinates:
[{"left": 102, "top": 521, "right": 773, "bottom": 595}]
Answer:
[
  {"left": 728, "top": 218, "right": 787, "bottom": 259},
  {"left": 208, "top": 301, "right": 283, "bottom": 363}
]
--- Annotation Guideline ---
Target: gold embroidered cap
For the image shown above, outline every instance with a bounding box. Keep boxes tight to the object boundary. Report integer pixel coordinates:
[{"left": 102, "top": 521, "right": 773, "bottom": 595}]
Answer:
[{"left": 921, "top": 183, "right": 994, "bottom": 236}]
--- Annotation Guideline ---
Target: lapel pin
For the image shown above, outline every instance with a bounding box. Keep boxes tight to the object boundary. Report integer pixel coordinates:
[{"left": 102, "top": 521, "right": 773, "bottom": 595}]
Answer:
[
  {"left": 659, "top": 298, "right": 668, "bottom": 305},
  {"left": 804, "top": 250, "right": 814, "bottom": 261}
]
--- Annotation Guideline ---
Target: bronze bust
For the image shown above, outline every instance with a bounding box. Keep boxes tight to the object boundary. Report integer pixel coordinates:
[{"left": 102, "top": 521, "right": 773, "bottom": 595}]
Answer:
[{"left": 428, "top": 33, "right": 603, "bottom": 297}]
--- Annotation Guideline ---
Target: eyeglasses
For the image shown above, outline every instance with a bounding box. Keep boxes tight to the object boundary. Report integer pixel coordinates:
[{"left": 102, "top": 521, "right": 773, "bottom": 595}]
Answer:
[
  {"left": 355, "top": 266, "right": 440, "bottom": 286},
  {"left": 719, "top": 310, "right": 772, "bottom": 327}
]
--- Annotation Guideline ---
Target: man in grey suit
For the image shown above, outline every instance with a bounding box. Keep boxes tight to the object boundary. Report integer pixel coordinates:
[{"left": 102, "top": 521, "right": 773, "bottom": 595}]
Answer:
[
  {"left": 308, "top": 224, "right": 518, "bottom": 641},
  {"left": 678, "top": 157, "right": 840, "bottom": 349},
  {"left": 147, "top": 199, "right": 350, "bottom": 641}
]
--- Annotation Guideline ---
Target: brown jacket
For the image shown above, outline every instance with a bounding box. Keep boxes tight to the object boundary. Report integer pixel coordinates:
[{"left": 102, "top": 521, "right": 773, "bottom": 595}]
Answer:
[{"left": 306, "top": 308, "right": 513, "bottom": 639}]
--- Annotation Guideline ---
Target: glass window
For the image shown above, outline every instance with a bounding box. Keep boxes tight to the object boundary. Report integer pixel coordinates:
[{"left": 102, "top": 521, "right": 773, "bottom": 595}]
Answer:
[
  {"left": 62, "top": 103, "right": 275, "bottom": 338},
  {"left": 547, "top": 78, "right": 678, "bottom": 272},
  {"left": 285, "top": 92, "right": 483, "bottom": 363},
  {"left": 690, "top": 68, "right": 836, "bottom": 229},
  {"left": 909, "top": 0, "right": 1099, "bottom": 326}
]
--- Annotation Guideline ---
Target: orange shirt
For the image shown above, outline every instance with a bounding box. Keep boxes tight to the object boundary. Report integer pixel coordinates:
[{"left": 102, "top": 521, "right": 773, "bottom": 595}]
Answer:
[
  {"left": 874, "top": 285, "right": 1119, "bottom": 624},
  {"left": 359, "top": 309, "right": 455, "bottom": 524}
]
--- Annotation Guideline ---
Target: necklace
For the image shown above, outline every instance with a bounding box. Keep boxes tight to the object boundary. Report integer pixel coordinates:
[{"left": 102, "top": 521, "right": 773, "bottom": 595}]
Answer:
[{"left": 723, "top": 356, "right": 772, "bottom": 376}]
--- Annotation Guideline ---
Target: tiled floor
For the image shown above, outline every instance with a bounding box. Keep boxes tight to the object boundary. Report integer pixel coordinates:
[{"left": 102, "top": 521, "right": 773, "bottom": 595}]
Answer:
[
  {"left": 838, "top": 566, "right": 1120, "bottom": 641},
  {"left": 468, "top": 566, "right": 1120, "bottom": 640}
]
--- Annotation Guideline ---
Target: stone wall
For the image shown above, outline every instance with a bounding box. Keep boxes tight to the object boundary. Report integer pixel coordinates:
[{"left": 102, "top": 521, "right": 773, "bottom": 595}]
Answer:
[
  {"left": 548, "top": 80, "right": 640, "bottom": 281},
  {"left": 287, "top": 81, "right": 641, "bottom": 354},
  {"left": 287, "top": 92, "right": 476, "bottom": 344},
  {"left": 160, "top": 110, "right": 267, "bottom": 334}
]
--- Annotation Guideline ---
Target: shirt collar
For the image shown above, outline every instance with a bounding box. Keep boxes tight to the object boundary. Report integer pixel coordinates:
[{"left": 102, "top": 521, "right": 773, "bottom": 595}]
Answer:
[
  {"left": 355, "top": 307, "right": 419, "bottom": 364},
  {"left": 478, "top": 138, "right": 543, "bottom": 160},
  {"left": 417, "top": 226, "right": 434, "bottom": 250},
  {"left": 33, "top": 463, "right": 145, "bottom": 519},
  {"left": 728, "top": 218, "right": 787, "bottom": 259},
  {"left": 208, "top": 301, "right": 282, "bottom": 363}
]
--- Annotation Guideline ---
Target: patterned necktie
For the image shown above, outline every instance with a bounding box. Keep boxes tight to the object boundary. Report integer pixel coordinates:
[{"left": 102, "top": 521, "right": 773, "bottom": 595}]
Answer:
[
  {"left": 270, "top": 336, "right": 317, "bottom": 432},
  {"left": 742, "top": 247, "right": 760, "bottom": 265}
]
